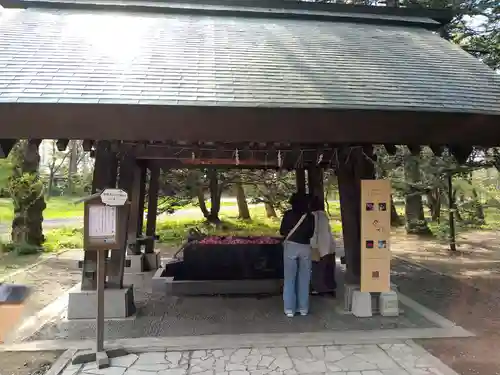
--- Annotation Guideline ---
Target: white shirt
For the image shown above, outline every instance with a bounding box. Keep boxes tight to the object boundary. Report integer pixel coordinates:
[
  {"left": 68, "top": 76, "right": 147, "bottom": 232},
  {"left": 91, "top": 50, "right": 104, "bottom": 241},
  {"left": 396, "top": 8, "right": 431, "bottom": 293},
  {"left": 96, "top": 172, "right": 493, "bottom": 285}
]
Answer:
[{"left": 310, "top": 210, "right": 337, "bottom": 258}]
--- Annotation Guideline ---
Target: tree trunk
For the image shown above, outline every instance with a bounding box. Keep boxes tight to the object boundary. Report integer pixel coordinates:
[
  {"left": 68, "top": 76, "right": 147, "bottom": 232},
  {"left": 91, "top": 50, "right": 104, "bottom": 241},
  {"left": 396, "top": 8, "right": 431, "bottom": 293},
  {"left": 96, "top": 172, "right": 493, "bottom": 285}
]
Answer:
[
  {"left": 264, "top": 202, "right": 277, "bottom": 218},
  {"left": 10, "top": 140, "right": 46, "bottom": 247},
  {"left": 404, "top": 155, "right": 431, "bottom": 235},
  {"left": 471, "top": 188, "right": 485, "bottom": 224},
  {"left": 427, "top": 188, "right": 441, "bottom": 222},
  {"left": 67, "top": 140, "right": 78, "bottom": 195},
  {"left": 235, "top": 182, "right": 251, "bottom": 220},
  {"left": 207, "top": 168, "right": 221, "bottom": 223},
  {"left": 390, "top": 195, "right": 402, "bottom": 227},
  {"left": 197, "top": 187, "right": 210, "bottom": 219},
  {"left": 46, "top": 170, "right": 54, "bottom": 201}
]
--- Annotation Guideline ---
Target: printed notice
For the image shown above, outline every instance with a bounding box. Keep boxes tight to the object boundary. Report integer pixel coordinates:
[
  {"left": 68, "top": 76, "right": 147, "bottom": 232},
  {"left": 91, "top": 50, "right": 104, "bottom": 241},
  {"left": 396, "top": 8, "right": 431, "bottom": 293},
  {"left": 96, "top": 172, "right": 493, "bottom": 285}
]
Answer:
[{"left": 88, "top": 205, "right": 116, "bottom": 238}]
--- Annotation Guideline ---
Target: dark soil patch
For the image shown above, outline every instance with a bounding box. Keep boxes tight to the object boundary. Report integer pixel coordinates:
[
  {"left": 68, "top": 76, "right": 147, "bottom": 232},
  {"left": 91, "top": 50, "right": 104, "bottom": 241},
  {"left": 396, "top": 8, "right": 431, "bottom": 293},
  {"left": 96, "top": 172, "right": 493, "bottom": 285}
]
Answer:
[{"left": 392, "top": 258, "right": 500, "bottom": 375}]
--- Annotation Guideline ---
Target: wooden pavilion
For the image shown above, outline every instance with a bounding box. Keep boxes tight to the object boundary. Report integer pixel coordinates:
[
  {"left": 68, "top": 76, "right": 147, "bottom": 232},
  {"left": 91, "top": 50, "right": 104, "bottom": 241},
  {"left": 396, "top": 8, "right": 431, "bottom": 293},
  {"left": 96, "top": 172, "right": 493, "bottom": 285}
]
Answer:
[{"left": 0, "top": 0, "right": 499, "bottom": 316}]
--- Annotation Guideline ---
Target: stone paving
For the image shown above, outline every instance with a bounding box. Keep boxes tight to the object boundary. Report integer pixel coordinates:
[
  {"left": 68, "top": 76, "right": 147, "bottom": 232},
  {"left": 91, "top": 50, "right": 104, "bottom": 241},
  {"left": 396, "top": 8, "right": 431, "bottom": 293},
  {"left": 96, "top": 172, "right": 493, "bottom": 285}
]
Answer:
[{"left": 63, "top": 342, "right": 454, "bottom": 375}]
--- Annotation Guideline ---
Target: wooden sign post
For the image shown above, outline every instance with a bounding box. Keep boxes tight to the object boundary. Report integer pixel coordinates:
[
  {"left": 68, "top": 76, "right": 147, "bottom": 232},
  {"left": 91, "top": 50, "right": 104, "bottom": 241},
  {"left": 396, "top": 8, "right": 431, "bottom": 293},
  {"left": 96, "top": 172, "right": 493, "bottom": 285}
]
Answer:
[
  {"left": 360, "top": 180, "right": 391, "bottom": 293},
  {"left": 72, "top": 189, "right": 129, "bottom": 369}
]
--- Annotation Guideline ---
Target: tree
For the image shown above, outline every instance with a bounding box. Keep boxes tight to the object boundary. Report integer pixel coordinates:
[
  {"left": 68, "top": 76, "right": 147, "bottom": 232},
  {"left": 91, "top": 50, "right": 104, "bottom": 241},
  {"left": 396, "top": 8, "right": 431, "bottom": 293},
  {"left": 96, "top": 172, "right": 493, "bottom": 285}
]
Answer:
[
  {"left": 234, "top": 181, "right": 251, "bottom": 220},
  {"left": 8, "top": 140, "right": 46, "bottom": 248},
  {"left": 244, "top": 170, "right": 296, "bottom": 218},
  {"left": 45, "top": 140, "right": 69, "bottom": 199}
]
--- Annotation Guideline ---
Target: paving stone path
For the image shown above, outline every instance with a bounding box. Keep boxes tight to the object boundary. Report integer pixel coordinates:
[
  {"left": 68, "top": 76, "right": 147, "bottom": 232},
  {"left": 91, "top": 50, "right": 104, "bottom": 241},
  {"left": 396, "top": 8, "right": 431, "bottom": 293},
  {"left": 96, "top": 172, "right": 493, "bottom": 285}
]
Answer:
[{"left": 62, "top": 342, "right": 454, "bottom": 375}]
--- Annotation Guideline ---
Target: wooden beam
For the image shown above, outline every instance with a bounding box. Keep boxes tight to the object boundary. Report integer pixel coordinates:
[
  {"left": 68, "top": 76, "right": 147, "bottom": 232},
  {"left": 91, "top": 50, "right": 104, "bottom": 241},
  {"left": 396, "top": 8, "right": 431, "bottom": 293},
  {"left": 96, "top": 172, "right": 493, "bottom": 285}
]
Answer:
[
  {"left": 383, "top": 144, "right": 397, "bottom": 155},
  {"left": 407, "top": 145, "right": 421, "bottom": 156},
  {"left": 81, "top": 141, "right": 118, "bottom": 291},
  {"left": 448, "top": 145, "right": 473, "bottom": 164},
  {"left": 145, "top": 162, "right": 160, "bottom": 254},
  {"left": 295, "top": 168, "right": 306, "bottom": 195},
  {"left": 82, "top": 140, "right": 94, "bottom": 152},
  {"left": 0, "top": 139, "right": 16, "bottom": 158},
  {"left": 2, "top": 103, "right": 495, "bottom": 146},
  {"left": 56, "top": 139, "right": 69, "bottom": 151}
]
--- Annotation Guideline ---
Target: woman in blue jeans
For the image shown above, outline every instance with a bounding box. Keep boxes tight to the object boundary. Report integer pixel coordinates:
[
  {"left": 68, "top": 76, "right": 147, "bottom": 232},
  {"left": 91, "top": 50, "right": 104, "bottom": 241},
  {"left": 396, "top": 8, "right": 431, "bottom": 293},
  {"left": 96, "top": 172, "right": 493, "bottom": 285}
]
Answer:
[{"left": 279, "top": 193, "right": 315, "bottom": 317}]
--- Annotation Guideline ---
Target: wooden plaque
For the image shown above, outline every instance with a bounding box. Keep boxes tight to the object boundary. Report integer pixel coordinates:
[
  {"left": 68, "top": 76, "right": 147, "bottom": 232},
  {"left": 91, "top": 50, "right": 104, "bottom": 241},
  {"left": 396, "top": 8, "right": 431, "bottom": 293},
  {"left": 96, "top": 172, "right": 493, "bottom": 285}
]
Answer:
[
  {"left": 360, "top": 179, "right": 391, "bottom": 293},
  {"left": 84, "top": 197, "right": 129, "bottom": 251}
]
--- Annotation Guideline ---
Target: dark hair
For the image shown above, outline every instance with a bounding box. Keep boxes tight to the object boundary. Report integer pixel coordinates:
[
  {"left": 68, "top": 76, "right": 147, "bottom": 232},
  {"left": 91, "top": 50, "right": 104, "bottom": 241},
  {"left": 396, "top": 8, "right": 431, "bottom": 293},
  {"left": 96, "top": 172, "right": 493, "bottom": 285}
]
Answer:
[
  {"left": 289, "top": 193, "right": 308, "bottom": 213},
  {"left": 310, "top": 195, "right": 323, "bottom": 211}
]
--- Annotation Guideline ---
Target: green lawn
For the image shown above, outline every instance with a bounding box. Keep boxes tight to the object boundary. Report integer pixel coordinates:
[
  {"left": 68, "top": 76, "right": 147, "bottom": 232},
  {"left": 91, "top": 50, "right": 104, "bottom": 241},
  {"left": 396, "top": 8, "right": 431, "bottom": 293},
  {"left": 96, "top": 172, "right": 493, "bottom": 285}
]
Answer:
[{"left": 0, "top": 196, "right": 84, "bottom": 222}]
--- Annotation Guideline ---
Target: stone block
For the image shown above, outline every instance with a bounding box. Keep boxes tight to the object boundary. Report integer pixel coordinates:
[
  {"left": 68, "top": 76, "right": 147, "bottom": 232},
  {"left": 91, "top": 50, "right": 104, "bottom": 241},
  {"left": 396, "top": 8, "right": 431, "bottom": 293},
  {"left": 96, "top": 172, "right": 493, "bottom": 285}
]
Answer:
[
  {"left": 351, "top": 290, "right": 372, "bottom": 318},
  {"left": 67, "top": 285, "right": 136, "bottom": 319},
  {"left": 344, "top": 284, "right": 360, "bottom": 312},
  {"left": 379, "top": 290, "right": 399, "bottom": 316},
  {"left": 127, "top": 254, "right": 145, "bottom": 273},
  {"left": 144, "top": 252, "right": 161, "bottom": 271}
]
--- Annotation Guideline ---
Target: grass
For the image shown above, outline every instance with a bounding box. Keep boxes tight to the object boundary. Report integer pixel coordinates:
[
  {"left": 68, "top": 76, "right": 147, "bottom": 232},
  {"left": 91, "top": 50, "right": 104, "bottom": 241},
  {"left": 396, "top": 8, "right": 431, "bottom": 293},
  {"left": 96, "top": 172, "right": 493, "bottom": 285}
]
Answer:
[{"left": 0, "top": 196, "right": 84, "bottom": 223}]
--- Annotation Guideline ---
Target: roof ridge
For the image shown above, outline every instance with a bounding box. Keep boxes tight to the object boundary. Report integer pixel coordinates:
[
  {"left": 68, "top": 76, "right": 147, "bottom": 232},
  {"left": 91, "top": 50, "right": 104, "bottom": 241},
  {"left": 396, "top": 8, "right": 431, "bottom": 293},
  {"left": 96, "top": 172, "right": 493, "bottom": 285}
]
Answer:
[{"left": 0, "top": 0, "right": 453, "bottom": 28}]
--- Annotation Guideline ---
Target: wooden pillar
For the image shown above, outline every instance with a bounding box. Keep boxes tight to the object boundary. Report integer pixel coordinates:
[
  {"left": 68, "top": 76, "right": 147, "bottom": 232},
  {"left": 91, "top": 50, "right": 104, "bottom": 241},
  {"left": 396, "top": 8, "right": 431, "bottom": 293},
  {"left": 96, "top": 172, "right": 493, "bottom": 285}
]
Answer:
[
  {"left": 295, "top": 168, "right": 306, "bottom": 195},
  {"left": 307, "top": 167, "right": 325, "bottom": 210},
  {"left": 337, "top": 146, "right": 375, "bottom": 284},
  {"left": 81, "top": 141, "right": 118, "bottom": 291},
  {"left": 107, "top": 155, "right": 146, "bottom": 288},
  {"left": 0, "top": 139, "right": 16, "bottom": 158},
  {"left": 145, "top": 162, "right": 160, "bottom": 253}
]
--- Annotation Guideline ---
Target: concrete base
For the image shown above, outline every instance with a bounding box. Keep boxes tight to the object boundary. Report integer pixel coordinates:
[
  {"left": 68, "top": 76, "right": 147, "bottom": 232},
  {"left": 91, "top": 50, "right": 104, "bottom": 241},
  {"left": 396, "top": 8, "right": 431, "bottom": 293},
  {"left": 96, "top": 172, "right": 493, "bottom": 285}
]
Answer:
[
  {"left": 127, "top": 254, "right": 145, "bottom": 273},
  {"left": 380, "top": 291, "right": 399, "bottom": 317},
  {"left": 67, "top": 286, "right": 136, "bottom": 320},
  {"left": 152, "top": 269, "right": 282, "bottom": 296},
  {"left": 72, "top": 348, "right": 129, "bottom": 369},
  {"left": 344, "top": 283, "right": 399, "bottom": 314},
  {"left": 351, "top": 291, "right": 372, "bottom": 318},
  {"left": 144, "top": 252, "right": 160, "bottom": 271}
]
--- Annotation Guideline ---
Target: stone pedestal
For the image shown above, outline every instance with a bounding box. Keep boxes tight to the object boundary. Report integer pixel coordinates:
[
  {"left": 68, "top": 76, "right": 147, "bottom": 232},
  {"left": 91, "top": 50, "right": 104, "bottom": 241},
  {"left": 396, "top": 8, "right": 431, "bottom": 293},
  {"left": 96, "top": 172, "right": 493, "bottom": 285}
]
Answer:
[
  {"left": 127, "top": 254, "right": 145, "bottom": 273},
  {"left": 379, "top": 290, "right": 399, "bottom": 316},
  {"left": 351, "top": 290, "right": 372, "bottom": 318},
  {"left": 144, "top": 252, "right": 161, "bottom": 271},
  {"left": 67, "top": 285, "right": 136, "bottom": 320}
]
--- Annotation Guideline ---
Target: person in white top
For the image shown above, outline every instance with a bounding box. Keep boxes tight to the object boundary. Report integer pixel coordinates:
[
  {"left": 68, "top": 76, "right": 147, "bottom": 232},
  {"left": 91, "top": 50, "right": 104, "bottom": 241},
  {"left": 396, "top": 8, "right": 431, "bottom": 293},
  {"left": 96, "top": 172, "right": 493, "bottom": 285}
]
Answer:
[{"left": 309, "top": 195, "right": 337, "bottom": 296}]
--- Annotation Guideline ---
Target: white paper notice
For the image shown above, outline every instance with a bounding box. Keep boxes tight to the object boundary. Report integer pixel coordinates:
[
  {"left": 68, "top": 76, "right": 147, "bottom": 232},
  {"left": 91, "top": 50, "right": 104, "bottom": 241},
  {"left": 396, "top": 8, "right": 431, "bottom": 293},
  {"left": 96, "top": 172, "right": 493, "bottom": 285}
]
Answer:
[{"left": 88, "top": 205, "right": 116, "bottom": 238}]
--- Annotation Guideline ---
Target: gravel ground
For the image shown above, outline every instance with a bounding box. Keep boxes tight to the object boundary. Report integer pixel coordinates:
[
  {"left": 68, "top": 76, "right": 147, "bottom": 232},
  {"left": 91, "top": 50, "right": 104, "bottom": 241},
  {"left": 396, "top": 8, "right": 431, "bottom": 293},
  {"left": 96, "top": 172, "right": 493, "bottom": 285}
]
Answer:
[
  {"left": 0, "top": 351, "right": 63, "bottom": 375},
  {"left": 392, "top": 258, "right": 500, "bottom": 375}
]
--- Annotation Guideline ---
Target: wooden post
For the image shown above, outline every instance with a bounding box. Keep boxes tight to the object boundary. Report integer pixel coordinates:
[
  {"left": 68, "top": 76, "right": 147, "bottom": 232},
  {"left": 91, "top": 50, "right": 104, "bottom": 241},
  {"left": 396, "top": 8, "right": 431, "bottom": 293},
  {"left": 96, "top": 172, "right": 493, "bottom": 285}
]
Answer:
[
  {"left": 145, "top": 162, "right": 160, "bottom": 253},
  {"left": 107, "top": 156, "right": 146, "bottom": 288},
  {"left": 448, "top": 172, "right": 457, "bottom": 252},
  {"left": 81, "top": 141, "right": 118, "bottom": 291},
  {"left": 307, "top": 167, "right": 325, "bottom": 210},
  {"left": 296, "top": 168, "right": 306, "bottom": 195},
  {"left": 96, "top": 250, "right": 106, "bottom": 353},
  {"left": 337, "top": 146, "right": 375, "bottom": 284}
]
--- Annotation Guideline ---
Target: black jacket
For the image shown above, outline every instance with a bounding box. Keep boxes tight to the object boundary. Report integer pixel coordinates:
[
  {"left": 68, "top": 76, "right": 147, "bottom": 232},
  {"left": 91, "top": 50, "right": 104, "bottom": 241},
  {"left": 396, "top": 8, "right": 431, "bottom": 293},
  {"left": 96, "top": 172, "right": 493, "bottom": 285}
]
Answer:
[{"left": 279, "top": 210, "right": 315, "bottom": 245}]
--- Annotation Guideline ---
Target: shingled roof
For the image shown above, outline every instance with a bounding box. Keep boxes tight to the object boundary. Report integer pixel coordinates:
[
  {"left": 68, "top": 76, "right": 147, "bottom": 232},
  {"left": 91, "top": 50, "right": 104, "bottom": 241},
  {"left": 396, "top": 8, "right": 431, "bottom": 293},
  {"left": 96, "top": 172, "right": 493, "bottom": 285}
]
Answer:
[{"left": 0, "top": 1, "right": 499, "bottom": 143}]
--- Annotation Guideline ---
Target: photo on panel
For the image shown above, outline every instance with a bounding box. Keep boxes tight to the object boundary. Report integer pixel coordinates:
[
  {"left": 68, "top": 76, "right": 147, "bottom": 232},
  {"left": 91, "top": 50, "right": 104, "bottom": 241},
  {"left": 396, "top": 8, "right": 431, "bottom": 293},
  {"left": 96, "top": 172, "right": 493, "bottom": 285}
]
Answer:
[
  {"left": 366, "top": 240, "right": 374, "bottom": 249},
  {"left": 366, "top": 202, "right": 375, "bottom": 211},
  {"left": 378, "top": 202, "right": 387, "bottom": 211},
  {"left": 378, "top": 240, "right": 387, "bottom": 249}
]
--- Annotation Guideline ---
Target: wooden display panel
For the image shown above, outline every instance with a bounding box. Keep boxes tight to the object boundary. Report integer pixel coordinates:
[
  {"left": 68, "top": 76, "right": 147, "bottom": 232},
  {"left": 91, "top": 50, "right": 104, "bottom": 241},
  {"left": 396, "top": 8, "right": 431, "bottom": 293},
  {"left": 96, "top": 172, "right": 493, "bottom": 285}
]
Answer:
[
  {"left": 83, "top": 198, "right": 128, "bottom": 251},
  {"left": 360, "top": 179, "right": 391, "bottom": 292},
  {"left": 360, "top": 257, "right": 391, "bottom": 293}
]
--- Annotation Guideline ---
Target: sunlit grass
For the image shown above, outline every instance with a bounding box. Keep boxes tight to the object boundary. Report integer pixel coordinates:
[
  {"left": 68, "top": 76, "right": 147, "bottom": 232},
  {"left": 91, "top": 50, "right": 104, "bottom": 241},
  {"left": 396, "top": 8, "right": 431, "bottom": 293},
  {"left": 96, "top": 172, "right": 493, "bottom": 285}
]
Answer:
[
  {"left": 157, "top": 204, "right": 343, "bottom": 246},
  {"left": 0, "top": 196, "right": 84, "bottom": 223}
]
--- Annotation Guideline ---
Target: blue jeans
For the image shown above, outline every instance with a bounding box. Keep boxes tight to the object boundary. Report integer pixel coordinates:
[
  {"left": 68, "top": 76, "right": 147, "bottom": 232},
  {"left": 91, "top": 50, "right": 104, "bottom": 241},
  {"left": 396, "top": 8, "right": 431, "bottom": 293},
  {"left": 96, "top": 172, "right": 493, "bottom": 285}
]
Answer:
[{"left": 283, "top": 241, "right": 312, "bottom": 314}]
